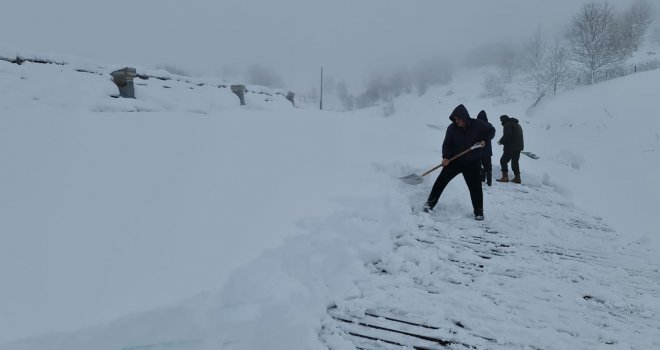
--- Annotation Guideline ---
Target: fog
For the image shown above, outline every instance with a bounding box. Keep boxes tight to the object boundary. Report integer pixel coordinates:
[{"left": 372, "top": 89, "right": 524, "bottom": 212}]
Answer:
[
  {"left": 2, "top": 0, "right": 643, "bottom": 94},
  {"left": 4, "top": 0, "right": 641, "bottom": 87}
]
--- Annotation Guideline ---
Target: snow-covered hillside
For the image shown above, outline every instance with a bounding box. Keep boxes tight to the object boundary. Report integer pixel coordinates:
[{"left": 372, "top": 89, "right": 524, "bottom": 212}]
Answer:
[{"left": 1, "top": 50, "right": 659, "bottom": 350}]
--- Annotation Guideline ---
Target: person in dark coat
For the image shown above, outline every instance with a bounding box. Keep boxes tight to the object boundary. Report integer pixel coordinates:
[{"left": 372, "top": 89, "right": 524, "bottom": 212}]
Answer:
[
  {"left": 424, "top": 104, "right": 496, "bottom": 220},
  {"left": 476, "top": 110, "right": 494, "bottom": 186},
  {"left": 496, "top": 115, "right": 524, "bottom": 184}
]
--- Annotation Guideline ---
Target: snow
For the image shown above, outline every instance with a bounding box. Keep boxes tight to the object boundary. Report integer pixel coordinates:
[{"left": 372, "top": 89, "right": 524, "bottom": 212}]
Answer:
[
  {"left": 529, "top": 72, "right": 660, "bottom": 243},
  {"left": 1, "top": 46, "right": 660, "bottom": 349}
]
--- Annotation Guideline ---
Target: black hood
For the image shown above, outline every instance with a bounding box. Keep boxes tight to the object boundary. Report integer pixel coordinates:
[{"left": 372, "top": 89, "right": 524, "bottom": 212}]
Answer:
[
  {"left": 476, "top": 110, "right": 488, "bottom": 122},
  {"left": 500, "top": 115, "right": 519, "bottom": 124},
  {"left": 449, "top": 104, "right": 470, "bottom": 122}
]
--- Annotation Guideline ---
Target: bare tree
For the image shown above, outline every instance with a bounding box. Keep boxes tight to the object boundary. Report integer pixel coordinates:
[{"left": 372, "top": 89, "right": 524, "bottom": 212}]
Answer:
[
  {"left": 523, "top": 29, "right": 548, "bottom": 95},
  {"left": 619, "top": 0, "right": 655, "bottom": 54},
  {"left": 545, "top": 39, "right": 571, "bottom": 95},
  {"left": 336, "top": 81, "right": 355, "bottom": 111},
  {"left": 566, "top": 2, "right": 625, "bottom": 84},
  {"left": 497, "top": 45, "right": 519, "bottom": 83},
  {"left": 481, "top": 73, "right": 506, "bottom": 98}
]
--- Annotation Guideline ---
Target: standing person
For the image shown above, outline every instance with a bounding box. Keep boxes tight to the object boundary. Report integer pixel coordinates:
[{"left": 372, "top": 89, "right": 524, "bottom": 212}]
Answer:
[
  {"left": 424, "top": 104, "right": 496, "bottom": 220},
  {"left": 496, "top": 115, "right": 524, "bottom": 184},
  {"left": 476, "top": 110, "right": 494, "bottom": 186}
]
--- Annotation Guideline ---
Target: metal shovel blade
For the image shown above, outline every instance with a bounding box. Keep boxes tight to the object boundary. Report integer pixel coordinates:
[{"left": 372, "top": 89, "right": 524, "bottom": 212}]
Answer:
[
  {"left": 399, "top": 173, "right": 424, "bottom": 185},
  {"left": 521, "top": 151, "right": 539, "bottom": 159},
  {"left": 398, "top": 142, "right": 482, "bottom": 186}
]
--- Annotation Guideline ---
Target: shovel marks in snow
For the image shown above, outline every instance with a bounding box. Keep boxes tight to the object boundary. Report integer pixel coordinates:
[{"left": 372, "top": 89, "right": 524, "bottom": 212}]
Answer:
[
  {"left": 322, "top": 178, "right": 660, "bottom": 349},
  {"left": 324, "top": 222, "right": 519, "bottom": 348},
  {"left": 327, "top": 306, "right": 476, "bottom": 350}
]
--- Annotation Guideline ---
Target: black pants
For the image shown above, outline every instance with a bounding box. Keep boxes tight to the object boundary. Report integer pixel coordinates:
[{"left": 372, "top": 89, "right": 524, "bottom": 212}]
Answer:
[
  {"left": 480, "top": 155, "right": 492, "bottom": 184},
  {"left": 426, "top": 161, "right": 483, "bottom": 214},
  {"left": 500, "top": 150, "right": 521, "bottom": 175}
]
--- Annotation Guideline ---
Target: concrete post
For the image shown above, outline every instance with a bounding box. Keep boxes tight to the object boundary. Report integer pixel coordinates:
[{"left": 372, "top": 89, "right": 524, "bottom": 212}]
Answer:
[
  {"left": 111, "top": 67, "right": 137, "bottom": 98},
  {"left": 231, "top": 85, "right": 246, "bottom": 105}
]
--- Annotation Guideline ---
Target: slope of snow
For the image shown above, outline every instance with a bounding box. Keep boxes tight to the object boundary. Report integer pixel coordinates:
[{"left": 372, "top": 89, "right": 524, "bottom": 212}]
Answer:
[
  {"left": 1, "top": 53, "right": 659, "bottom": 349},
  {"left": 529, "top": 71, "right": 660, "bottom": 243}
]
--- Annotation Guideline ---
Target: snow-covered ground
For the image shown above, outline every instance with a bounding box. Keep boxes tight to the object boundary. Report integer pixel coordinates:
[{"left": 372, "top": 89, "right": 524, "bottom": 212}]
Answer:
[{"left": 1, "top": 49, "right": 659, "bottom": 349}]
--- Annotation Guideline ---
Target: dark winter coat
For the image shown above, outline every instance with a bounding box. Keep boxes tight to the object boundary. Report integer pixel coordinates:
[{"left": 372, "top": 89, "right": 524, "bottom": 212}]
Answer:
[
  {"left": 498, "top": 116, "right": 524, "bottom": 152},
  {"left": 442, "top": 104, "right": 496, "bottom": 164},
  {"left": 476, "top": 110, "right": 494, "bottom": 157}
]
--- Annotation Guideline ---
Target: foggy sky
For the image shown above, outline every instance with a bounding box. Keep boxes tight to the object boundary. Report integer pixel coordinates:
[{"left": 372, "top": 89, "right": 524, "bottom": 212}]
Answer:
[{"left": 0, "top": 0, "right": 647, "bottom": 93}]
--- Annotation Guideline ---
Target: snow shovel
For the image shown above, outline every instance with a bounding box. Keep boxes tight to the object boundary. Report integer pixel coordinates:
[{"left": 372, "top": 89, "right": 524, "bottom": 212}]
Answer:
[
  {"left": 400, "top": 143, "right": 483, "bottom": 185},
  {"left": 521, "top": 151, "right": 539, "bottom": 159}
]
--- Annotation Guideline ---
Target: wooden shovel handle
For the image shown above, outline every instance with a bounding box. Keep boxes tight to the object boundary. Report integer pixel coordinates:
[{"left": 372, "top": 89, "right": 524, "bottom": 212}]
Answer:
[{"left": 420, "top": 143, "right": 481, "bottom": 177}]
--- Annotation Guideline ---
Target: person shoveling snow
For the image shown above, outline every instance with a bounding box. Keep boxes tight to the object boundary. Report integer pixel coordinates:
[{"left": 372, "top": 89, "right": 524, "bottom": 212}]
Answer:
[{"left": 402, "top": 104, "right": 495, "bottom": 220}]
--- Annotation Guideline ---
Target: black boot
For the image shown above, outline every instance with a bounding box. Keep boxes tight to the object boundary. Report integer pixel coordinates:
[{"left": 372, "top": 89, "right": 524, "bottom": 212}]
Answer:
[
  {"left": 486, "top": 170, "right": 492, "bottom": 186},
  {"left": 423, "top": 203, "right": 433, "bottom": 213}
]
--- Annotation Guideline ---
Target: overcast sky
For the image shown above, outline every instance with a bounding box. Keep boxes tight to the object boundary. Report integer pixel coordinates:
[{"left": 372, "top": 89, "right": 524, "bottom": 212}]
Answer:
[{"left": 0, "top": 0, "right": 648, "bottom": 92}]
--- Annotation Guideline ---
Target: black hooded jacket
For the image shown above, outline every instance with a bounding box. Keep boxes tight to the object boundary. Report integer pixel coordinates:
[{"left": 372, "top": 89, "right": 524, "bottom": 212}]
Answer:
[
  {"left": 498, "top": 116, "right": 524, "bottom": 152},
  {"left": 442, "top": 104, "right": 496, "bottom": 164},
  {"left": 476, "top": 110, "right": 494, "bottom": 157}
]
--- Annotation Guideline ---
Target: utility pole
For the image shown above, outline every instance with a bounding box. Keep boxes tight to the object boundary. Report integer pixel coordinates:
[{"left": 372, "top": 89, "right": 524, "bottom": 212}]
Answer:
[{"left": 320, "top": 66, "right": 323, "bottom": 110}]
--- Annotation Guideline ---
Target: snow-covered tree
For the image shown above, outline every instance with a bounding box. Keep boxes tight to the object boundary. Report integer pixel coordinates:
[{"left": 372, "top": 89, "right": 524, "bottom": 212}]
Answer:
[
  {"left": 566, "top": 2, "right": 625, "bottom": 84},
  {"left": 481, "top": 73, "right": 506, "bottom": 98},
  {"left": 619, "top": 0, "right": 655, "bottom": 54},
  {"left": 544, "top": 39, "right": 571, "bottom": 95},
  {"left": 523, "top": 29, "right": 548, "bottom": 95},
  {"left": 523, "top": 30, "right": 571, "bottom": 97}
]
